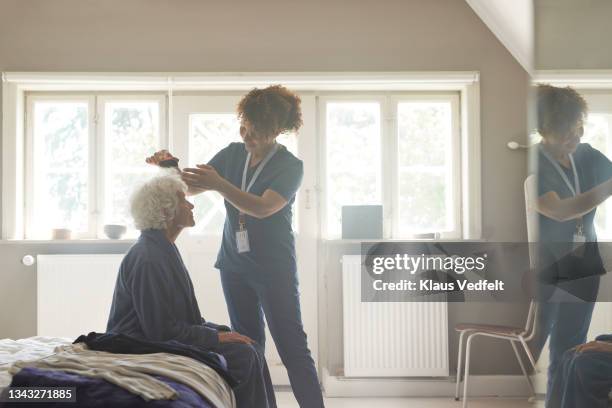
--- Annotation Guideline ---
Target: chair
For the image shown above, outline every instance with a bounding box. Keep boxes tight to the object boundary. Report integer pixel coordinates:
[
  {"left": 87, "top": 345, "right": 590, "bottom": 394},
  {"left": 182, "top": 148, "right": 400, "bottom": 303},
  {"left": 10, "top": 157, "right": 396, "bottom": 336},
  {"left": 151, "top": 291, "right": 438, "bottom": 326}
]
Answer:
[{"left": 454, "top": 175, "right": 539, "bottom": 407}]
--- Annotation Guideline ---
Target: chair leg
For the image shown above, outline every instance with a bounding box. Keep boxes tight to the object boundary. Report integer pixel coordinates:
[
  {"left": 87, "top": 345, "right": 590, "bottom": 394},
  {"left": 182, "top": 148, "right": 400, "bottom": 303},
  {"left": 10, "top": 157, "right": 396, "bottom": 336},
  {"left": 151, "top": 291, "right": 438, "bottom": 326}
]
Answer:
[
  {"left": 518, "top": 336, "right": 538, "bottom": 372},
  {"left": 462, "top": 333, "right": 476, "bottom": 408},
  {"left": 455, "top": 331, "right": 467, "bottom": 401},
  {"left": 510, "top": 340, "right": 535, "bottom": 397}
]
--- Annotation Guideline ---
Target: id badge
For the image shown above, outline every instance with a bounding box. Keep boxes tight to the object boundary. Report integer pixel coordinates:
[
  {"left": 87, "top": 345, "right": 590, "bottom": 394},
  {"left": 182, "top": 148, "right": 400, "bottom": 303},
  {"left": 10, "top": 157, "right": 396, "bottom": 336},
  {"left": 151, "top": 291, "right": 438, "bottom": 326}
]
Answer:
[
  {"left": 236, "top": 229, "right": 250, "bottom": 253},
  {"left": 572, "top": 233, "right": 586, "bottom": 257}
]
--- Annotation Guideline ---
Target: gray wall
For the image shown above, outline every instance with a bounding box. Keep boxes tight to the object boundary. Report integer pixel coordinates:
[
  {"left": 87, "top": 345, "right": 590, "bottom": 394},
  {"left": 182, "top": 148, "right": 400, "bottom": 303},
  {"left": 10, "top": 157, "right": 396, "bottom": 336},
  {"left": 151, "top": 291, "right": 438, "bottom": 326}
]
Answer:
[
  {"left": 535, "top": 0, "right": 612, "bottom": 70},
  {"left": 0, "top": 0, "right": 530, "bottom": 375}
]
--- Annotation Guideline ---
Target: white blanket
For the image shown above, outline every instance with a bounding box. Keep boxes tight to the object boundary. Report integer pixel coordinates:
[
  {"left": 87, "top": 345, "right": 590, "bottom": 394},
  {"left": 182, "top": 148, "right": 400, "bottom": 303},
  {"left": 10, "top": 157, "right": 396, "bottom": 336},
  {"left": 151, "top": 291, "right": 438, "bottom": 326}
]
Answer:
[{"left": 0, "top": 336, "right": 70, "bottom": 389}]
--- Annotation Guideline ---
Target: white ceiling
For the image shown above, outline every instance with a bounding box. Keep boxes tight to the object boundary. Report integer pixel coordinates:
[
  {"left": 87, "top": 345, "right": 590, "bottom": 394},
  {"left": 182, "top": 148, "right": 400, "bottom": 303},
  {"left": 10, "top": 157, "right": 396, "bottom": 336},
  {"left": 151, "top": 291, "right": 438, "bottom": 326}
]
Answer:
[{"left": 465, "top": 0, "right": 533, "bottom": 73}]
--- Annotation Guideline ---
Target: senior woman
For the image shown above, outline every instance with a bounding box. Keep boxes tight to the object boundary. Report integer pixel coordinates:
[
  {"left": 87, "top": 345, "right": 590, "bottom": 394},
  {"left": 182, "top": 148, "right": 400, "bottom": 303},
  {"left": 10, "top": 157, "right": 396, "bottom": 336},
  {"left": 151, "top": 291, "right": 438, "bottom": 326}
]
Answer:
[
  {"left": 147, "top": 85, "right": 324, "bottom": 407},
  {"left": 532, "top": 84, "right": 612, "bottom": 404},
  {"left": 107, "top": 174, "right": 277, "bottom": 408}
]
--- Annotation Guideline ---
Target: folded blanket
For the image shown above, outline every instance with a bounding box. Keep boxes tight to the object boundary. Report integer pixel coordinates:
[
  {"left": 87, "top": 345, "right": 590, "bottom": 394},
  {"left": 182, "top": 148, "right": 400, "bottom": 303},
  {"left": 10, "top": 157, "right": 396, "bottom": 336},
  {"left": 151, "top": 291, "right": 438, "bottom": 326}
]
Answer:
[
  {"left": 74, "top": 332, "right": 236, "bottom": 386},
  {"left": 1, "top": 366, "right": 213, "bottom": 408},
  {"left": 9, "top": 343, "right": 235, "bottom": 408}
]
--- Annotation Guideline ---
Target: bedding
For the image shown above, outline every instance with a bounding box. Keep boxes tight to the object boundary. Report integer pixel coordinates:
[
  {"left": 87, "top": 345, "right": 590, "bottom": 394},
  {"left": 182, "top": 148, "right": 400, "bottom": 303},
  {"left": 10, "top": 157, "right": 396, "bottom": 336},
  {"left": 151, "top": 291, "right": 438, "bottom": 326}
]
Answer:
[
  {"left": 5, "top": 367, "right": 212, "bottom": 407},
  {"left": 0, "top": 337, "right": 234, "bottom": 408},
  {"left": 0, "top": 337, "right": 70, "bottom": 389}
]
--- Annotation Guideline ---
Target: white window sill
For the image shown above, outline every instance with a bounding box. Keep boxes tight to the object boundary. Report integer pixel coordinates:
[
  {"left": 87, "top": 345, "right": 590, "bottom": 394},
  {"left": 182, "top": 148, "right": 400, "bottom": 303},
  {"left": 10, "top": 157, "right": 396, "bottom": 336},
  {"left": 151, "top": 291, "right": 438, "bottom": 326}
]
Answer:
[
  {"left": 0, "top": 239, "right": 137, "bottom": 245},
  {"left": 321, "top": 238, "right": 484, "bottom": 244}
]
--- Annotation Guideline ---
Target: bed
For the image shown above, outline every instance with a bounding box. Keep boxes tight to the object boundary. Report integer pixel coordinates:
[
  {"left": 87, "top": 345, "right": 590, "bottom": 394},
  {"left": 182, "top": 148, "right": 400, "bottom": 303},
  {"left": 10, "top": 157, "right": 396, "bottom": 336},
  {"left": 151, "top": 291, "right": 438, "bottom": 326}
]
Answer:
[{"left": 0, "top": 337, "right": 235, "bottom": 407}]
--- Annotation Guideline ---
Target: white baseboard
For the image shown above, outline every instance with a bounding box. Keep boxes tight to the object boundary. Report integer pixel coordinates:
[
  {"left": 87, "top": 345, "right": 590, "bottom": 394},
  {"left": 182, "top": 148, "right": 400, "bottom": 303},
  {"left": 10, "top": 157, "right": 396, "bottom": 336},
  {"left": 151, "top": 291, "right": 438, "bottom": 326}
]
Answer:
[{"left": 322, "top": 369, "right": 532, "bottom": 398}]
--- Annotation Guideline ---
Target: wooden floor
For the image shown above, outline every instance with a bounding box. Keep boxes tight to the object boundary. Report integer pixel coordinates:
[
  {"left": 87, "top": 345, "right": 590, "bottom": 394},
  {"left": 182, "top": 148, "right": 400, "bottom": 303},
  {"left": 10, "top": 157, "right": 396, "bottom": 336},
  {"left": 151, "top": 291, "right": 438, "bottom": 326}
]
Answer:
[{"left": 275, "top": 393, "right": 541, "bottom": 407}]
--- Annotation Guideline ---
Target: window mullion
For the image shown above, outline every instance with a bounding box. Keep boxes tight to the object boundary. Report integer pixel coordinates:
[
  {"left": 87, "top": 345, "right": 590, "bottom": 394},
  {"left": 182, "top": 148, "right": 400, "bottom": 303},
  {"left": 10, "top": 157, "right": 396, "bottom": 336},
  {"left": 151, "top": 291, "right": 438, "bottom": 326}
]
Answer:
[
  {"left": 24, "top": 96, "right": 35, "bottom": 239},
  {"left": 381, "top": 95, "right": 395, "bottom": 239},
  {"left": 92, "top": 94, "right": 102, "bottom": 239}
]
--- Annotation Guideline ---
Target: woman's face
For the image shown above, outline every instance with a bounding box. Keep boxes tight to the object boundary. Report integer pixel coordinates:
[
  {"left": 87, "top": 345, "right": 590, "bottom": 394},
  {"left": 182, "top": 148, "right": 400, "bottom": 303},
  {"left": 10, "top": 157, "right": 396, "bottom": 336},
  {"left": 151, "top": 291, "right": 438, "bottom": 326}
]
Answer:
[
  {"left": 543, "top": 120, "right": 584, "bottom": 156},
  {"left": 173, "top": 191, "right": 195, "bottom": 229},
  {"left": 240, "top": 120, "right": 276, "bottom": 153}
]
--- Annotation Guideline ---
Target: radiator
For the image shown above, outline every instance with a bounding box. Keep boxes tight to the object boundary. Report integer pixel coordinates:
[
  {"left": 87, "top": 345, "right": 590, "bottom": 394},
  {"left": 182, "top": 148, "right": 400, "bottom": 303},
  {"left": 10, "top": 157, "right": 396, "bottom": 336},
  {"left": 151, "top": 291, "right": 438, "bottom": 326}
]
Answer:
[
  {"left": 37, "top": 254, "right": 124, "bottom": 338},
  {"left": 342, "top": 255, "right": 449, "bottom": 377}
]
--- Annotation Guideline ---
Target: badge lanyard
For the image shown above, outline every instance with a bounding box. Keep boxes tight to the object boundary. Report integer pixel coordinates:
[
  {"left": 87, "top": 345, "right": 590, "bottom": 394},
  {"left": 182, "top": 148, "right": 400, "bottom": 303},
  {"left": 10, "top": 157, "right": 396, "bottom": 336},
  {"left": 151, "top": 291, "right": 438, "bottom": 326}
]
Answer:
[
  {"left": 540, "top": 146, "right": 586, "bottom": 254},
  {"left": 236, "top": 143, "right": 279, "bottom": 253}
]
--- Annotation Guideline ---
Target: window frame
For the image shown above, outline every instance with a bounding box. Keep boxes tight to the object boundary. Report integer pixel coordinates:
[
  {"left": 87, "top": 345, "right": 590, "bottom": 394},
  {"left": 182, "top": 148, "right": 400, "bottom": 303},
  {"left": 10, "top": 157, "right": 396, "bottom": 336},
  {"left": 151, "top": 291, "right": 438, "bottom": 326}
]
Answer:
[{"left": 23, "top": 92, "right": 167, "bottom": 239}]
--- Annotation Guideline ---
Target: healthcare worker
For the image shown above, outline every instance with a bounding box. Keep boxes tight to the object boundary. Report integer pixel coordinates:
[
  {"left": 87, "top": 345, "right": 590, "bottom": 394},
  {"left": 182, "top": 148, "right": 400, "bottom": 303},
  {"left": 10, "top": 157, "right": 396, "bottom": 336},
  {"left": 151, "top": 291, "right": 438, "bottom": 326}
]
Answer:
[
  {"left": 148, "top": 85, "right": 324, "bottom": 408},
  {"left": 531, "top": 84, "right": 612, "bottom": 406}
]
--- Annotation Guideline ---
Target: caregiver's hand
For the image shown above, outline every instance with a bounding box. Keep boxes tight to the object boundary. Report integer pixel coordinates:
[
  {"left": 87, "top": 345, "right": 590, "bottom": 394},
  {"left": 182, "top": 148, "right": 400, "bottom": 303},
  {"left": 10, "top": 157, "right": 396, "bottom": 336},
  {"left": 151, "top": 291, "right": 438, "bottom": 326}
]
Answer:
[
  {"left": 182, "top": 164, "right": 227, "bottom": 192},
  {"left": 218, "top": 331, "right": 255, "bottom": 345}
]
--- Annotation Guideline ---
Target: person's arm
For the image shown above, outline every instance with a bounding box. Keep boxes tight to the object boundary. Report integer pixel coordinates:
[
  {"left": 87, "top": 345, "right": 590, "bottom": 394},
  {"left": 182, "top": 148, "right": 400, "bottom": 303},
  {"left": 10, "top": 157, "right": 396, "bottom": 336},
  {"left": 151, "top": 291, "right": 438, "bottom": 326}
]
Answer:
[
  {"left": 182, "top": 164, "right": 297, "bottom": 219},
  {"left": 218, "top": 180, "right": 288, "bottom": 219},
  {"left": 537, "top": 178, "right": 612, "bottom": 222}
]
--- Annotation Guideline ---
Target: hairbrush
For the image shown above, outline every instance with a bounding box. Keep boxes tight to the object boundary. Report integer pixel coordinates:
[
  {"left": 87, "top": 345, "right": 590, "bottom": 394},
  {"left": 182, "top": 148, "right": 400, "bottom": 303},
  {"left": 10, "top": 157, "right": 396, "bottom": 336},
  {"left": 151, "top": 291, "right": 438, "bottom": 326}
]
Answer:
[{"left": 158, "top": 158, "right": 180, "bottom": 168}]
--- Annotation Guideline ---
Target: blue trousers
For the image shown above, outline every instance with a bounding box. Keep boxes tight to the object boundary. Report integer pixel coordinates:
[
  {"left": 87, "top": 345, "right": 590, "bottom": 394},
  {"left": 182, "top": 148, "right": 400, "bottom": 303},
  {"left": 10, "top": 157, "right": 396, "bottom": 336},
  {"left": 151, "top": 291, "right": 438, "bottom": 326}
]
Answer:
[
  {"left": 212, "top": 342, "right": 276, "bottom": 408},
  {"left": 220, "top": 267, "right": 325, "bottom": 408},
  {"left": 547, "top": 348, "right": 612, "bottom": 408},
  {"left": 533, "top": 277, "right": 600, "bottom": 405}
]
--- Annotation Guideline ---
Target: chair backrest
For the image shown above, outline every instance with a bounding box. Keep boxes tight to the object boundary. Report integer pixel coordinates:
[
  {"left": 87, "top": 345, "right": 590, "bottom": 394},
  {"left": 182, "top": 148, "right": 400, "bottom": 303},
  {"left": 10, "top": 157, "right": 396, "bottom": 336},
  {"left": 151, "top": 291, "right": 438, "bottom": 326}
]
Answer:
[{"left": 523, "top": 174, "right": 539, "bottom": 337}]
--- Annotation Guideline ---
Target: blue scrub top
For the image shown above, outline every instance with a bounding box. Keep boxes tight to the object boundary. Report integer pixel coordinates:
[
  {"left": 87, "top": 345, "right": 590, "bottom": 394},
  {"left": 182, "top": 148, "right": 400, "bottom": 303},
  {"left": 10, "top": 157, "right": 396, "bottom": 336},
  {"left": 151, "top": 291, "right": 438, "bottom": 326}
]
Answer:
[
  {"left": 535, "top": 142, "right": 612, "bottom": 280},
  {"left": 207, "top": 142, "right": 303, "bottom": 275}
]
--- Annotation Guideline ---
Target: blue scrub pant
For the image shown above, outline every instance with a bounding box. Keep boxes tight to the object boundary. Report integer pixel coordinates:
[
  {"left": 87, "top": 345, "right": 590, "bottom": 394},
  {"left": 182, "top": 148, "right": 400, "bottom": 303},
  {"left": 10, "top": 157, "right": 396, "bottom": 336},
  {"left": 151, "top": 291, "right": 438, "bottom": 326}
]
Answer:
[
  {"left": 532, "top": 277, "right": 600, "bottom": 405},
  {"left": 220, "top": 267, "right": 325, "bottom": 408},
  {"left": 547, "top": 348, "right": 612, "bottom": 408}
]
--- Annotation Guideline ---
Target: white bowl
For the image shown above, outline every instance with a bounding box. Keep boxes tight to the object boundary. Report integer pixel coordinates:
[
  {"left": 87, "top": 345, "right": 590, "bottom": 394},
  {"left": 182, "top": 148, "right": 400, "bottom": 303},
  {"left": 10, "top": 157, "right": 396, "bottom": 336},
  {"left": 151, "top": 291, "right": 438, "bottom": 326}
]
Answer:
[{"left": 104, "top": 224, "right": 127, "bottom": 240}]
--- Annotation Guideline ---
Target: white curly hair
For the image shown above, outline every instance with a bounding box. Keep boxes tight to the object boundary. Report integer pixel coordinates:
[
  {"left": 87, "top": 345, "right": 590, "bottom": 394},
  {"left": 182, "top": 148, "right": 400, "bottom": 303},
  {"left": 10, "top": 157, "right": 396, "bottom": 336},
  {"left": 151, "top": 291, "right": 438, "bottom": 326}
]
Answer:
[{"left": 130, "top": 173, "right": 188, "bottom": 231}]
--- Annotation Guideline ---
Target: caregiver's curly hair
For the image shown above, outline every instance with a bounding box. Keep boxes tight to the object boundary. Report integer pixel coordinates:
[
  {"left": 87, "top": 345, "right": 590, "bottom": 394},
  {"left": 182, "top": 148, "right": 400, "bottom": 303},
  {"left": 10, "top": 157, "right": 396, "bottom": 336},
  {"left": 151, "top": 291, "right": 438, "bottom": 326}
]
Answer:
[
  {"left": 130, "top": 174, "right": 187, "bottom": 230},
  {"left": 237, "top": 85, "right": 303, "bottom": 138},
  {"left": 537, "top": 84, "right": 588, "bottom": 139}
]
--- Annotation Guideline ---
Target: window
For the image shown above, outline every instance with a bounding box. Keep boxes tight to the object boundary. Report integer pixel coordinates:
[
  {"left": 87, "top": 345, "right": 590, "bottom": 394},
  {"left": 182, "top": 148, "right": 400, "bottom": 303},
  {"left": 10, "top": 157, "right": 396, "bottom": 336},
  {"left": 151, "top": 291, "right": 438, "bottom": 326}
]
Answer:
[
  {"left": 322, "top": 94, "right": 461, "bottom": 239},
  {"left": 8, "top": 73, "right": 479, "bottom": 241},
  {"left": 396, "top": 99, "right": 459, "bottom": 235},
  {"left": 325, "top": 101, "right": 382, "bottom": 238},
  {"left": 26, "top": 94, "right": 165, "bottom": 239},
  {"left": 29, "top": 98, "right": 92, "bottom": 236}
]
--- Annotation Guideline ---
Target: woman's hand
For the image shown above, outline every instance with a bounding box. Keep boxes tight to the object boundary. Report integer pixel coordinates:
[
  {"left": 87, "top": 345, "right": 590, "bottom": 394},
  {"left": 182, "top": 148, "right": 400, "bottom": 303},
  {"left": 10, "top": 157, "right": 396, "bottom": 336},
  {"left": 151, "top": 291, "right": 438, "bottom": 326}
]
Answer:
[
  {"left": 182, "top": 164, "right": 227, "bottom": 192},
  {"left": 574, "top": 340, "right": 612, "bottom": 354},
  {"left": 218, "top": 331, "right": 254, "bottom": 345},
  {"left": 145, "top": 150, "right": 178, "bottom": 166}
]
